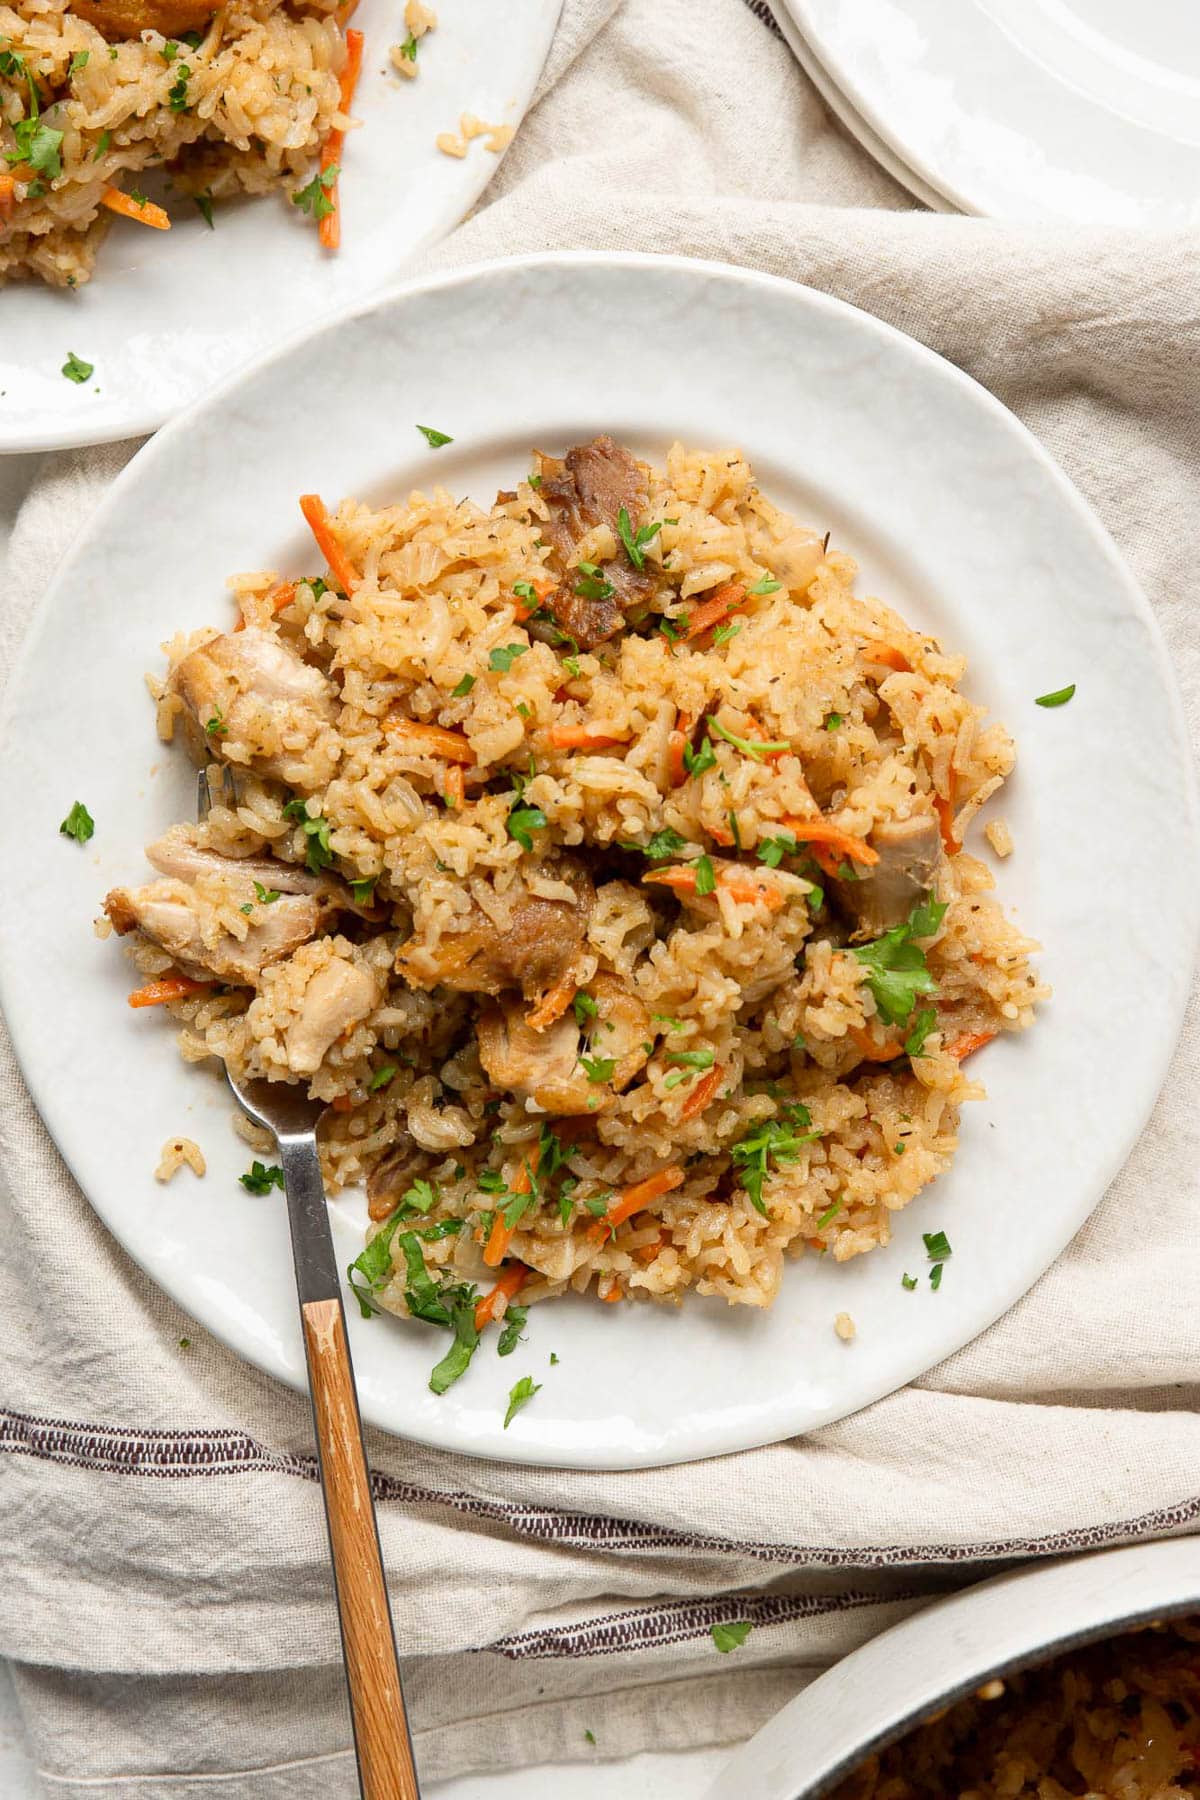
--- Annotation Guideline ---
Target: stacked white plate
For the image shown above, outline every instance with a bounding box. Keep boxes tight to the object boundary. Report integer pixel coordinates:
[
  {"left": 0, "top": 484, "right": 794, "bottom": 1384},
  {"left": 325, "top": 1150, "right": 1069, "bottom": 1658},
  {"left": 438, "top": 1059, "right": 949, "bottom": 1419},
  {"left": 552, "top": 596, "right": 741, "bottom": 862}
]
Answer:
[{"left": 774, "top": 0, "right": 1200, "bottom": 226}]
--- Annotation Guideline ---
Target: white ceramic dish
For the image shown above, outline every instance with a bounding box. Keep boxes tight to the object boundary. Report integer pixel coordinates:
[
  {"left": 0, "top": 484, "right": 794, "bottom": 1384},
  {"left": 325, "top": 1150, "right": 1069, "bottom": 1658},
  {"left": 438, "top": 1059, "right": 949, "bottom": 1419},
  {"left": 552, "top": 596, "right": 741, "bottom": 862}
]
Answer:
[
  {"left": 778, "top": 0, "right": 1200, "bottom": 225},
  {"left": 708, "top": 1534, "right": 1200, "bottom": 1799},
  {"left": 0, "top": 0, "right": 560, "bottom": 456},
  {"left": 0, "top": 251, "right": 1195, "bottom": 1468}
]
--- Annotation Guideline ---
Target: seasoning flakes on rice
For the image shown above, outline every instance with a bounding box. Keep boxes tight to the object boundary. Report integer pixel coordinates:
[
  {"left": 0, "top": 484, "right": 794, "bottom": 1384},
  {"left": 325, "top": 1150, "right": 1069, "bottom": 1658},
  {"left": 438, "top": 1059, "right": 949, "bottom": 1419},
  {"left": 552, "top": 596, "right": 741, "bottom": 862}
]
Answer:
[{"left": 102, "top": 438, "right": 1048, "bottom": 1389}]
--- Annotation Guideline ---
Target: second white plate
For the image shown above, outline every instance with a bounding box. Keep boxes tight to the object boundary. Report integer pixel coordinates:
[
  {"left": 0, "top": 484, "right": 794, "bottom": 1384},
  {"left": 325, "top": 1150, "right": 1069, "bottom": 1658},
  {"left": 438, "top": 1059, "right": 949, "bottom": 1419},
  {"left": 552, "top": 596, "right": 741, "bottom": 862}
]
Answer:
[{"left": 1, "top": 252, "right": 1195, "bottom": 1467}]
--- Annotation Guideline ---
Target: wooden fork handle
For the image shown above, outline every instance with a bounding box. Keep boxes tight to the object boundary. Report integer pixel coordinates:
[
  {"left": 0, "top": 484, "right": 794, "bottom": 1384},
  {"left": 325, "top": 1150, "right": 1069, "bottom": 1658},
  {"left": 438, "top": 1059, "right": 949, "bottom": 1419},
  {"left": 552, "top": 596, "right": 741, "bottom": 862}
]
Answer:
[{"left": 302, "top": 1298, "right": 421, "bottom": 1800}]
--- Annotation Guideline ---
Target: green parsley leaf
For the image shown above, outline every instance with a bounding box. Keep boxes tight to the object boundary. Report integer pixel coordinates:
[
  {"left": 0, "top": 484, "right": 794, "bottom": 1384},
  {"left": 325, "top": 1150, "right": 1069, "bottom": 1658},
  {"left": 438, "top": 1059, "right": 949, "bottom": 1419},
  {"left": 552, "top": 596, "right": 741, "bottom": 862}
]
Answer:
[
  {"left": 497, "top": 1304, "right": 527, "bottom": 1356},
  {"left": 824, "top": 712, "right": 843, "bottom": 731},
  {"left": 167, "top": 63, "right": 191, "bottom": 110},
  {"left": 851, "top": 896, "right": 947, "bottom": 1027},
  {"left": 747, "top": 576, "right": 781, "bottom": 595},
  {"left": 282, "top": 799, "right": 334, "bottom": 874},
  {"left": 451, "top": 673, "right": 475, "bottom": 696},
  {"left": 1035, "top": 683, "right": 1075, "bottom": 708},
  {"left": 61, "top": 348, "right": 95, "bottom": 385},
  {"left": 404, "top": 1180, "right": 437, "bottom": 1214},
  {"left": 756, "top": 834, "right": 798, "bottom": 869},
  {"left": 580, "top": 1055, "right": 615, "bottom": 1084},
  {"left": 240, "top": 1161, "right": 284, "bottom": 1194},
  {"left": 712, "top": 622, "right": 741, "bottom": 646},
  {"left": 617, "top": 508, "right": 666, "bottom": 572},
  {"left": 512, "top": 581, "right": 538, "bottom": 604},
  {"left": 904, "top": 1006, "right": 938, "bottom": 1058},
  {"left": 901, "top": 1272, "right": 918, "bottom": 1291},
  {"left": 291, "top": 162, "right": 338, "bottom": 219},
  {"left": 816, "top": 1197, "right": 844, "bottom": 1230},
  {"left": 619, "top": 826, "right": 688, "bottom": 862},
  {"left": 178, "top": 1337, "right": 191, "bottom": 1349},
  {"left": 240, "top": 902, "right": 253, "bottom": 916},
  {"left": 502, "top": 1185, "right": 536, "bottom": 1231},
  {"left": 584, "top": 1196, "right": 610, "bottom": 1217},
  {"left": 252, "top": 880, "right": 281, "bottom": 905},
  {"left": 398, "top": 30, "right": 418, "bottom": 59},
  {"left": 69, "top": 50, "right": 90, "bottom": 74},
  {"left": 711, "top": 1621, "right": 753, "bottom": 1653},
  {"left": 193, "top": 191, "right": 215, "bottom": 227},
  {"left": 693, "top": 854, "right": 716, "bottom": 895},
  {"left": 503, "top": 1374, "right": 542, "bottom": 1428},
  {"left": 574, "top": 560, "right": 615, "bottom": 602},
  {"left": 584, "top": 1730, "right": 596, "bottom": 1746},
  {"left": 429, "top": 1297, "right": 480, "bottom": 1394},
  {"left": 667, "top": 1049, "right": 715, "bottom": 1070},
  {"left": 416, "top": 423, "right": 453, "bottom": 448},
  {"left": 731, "top": 1102, "right": 817, "bottom": 1216},
  {"left": 573, "top": 990, "right": 599, "bottom": 1026},
  {"left": 59, "top": 800, "right": 94, "bottom": 843},
  {"left": 204, "top": 706, "right": 226, "bottom": 738},
  {"left": 562, "top": 655, "right": 582, "bottom": 679},
  {"left": 658, "top": 617, "right": 682, "bottom": 646},
  {"left": 550, "top": 1351, "right": 560, "bottom": 1364},
  {"left": 93, "top": 129, "right": 111, "bottom": 160},
  {"left": 369, "top": 1064, "right": 398, "bottom": 1092},
  {"left": 923, "top": 1229, "right": 952, "bottom": 1261},
  {"left": 683, "top": 736, "right": 717, "bottom": 778},
  {"left": 707, "top": 716, "right": 789, "bottom": 762},
  {"left": 128, "top": 188, "right": 148, "bottom": 206},
  {"left": 506, "top": 804, "right": 547, "bottom": 852},
  {"left": 557, "top": 1194, "right": 574, "bottom": 1227},
  {"left": 350, "top": 877, "right": 376, "bottom": 904},
  {"left": 930, "top": 1262, "right": 944, "bottom": 1290},
  {"left": 159, "top": 39, "right": 179, "bottom": 60},
  {"left": 489, "top": 643, "right": 528, "bottom": 673}
]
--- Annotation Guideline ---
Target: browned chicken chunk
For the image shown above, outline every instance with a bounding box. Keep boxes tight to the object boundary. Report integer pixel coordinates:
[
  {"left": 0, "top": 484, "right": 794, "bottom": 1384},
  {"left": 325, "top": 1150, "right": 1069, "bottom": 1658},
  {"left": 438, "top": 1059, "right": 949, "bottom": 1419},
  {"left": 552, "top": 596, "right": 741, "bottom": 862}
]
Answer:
[
  {"left": 833, "top": 811, "right": 942, "bottom": 937},
  {"left": 73, "top": 0, "right": 213, "bottom": 39},
  {"left": 104, "top": 880, "right": 325, "bottom": 983},
  {"left": 476, "top": 974, "right": 650, "bottom": 1114},
  {"left": 532, "top": 437, "right": 655, "bottom": 648},
  {"left": 169, "top": 627, "right": 338, "bottom": 787},
  {"left": 285, "top": 956, "right": 379, "bottom": 1076},
  {"left": 396, "top": 859, "right": 594, "bottom": 1000}
]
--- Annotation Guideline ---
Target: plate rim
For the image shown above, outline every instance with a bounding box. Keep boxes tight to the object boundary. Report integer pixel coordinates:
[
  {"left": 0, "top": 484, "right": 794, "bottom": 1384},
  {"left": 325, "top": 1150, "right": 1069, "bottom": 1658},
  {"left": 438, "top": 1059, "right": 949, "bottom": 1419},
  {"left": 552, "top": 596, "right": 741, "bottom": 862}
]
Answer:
[{"left": 2, "top": 249, "right": 1197, "bottom": 1468}]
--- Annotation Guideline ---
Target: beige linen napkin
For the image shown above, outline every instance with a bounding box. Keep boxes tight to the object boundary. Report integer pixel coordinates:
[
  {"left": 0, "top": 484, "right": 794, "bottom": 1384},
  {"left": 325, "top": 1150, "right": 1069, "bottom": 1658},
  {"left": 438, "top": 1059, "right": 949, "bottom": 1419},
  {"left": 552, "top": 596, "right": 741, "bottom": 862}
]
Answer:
[{"left": 3, "top": 0, "right": 1200, "bottom": 1792}]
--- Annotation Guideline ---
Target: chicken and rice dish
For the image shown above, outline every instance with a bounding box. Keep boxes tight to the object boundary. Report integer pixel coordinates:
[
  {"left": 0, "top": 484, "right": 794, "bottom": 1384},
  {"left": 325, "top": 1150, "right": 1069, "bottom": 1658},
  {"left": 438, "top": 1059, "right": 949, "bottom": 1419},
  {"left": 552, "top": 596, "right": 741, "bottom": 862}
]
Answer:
[
  {"left": 102, "top": 439, "right": 1046, "bottom": 1382},
  {"left": 830, "top": 1620, "right": 1200, "bottom": 1800}
]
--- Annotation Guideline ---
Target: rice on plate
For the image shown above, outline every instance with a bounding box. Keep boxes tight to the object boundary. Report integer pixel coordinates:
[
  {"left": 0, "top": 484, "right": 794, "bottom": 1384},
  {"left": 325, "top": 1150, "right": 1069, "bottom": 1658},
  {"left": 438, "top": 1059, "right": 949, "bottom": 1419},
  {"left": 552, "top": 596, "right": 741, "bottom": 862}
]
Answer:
[{"left": 101, "top": 437, "right": 1047, "bottom": 1392}]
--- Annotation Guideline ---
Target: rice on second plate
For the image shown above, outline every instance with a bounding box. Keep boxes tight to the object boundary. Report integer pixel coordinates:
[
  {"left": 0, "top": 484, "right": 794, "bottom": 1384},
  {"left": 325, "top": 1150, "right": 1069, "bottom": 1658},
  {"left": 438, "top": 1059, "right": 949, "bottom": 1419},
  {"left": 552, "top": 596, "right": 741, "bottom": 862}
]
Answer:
[{"left": 103, "top": 438, "right": 1047, "bottom": 1356}]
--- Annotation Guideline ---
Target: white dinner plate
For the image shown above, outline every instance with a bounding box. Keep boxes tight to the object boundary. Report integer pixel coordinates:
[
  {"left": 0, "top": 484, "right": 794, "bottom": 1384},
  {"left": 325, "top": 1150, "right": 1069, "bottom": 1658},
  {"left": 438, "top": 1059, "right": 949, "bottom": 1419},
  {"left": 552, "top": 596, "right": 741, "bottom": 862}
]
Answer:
[
  {"left": 777, "top": 0, "right": 1200, "bottom": 225},
  {"left": 1, "top": 252, "right": 1195, "bottom": 1468},
  {"left": 0, "top": 0, "right": 559, "bottom": 455}
]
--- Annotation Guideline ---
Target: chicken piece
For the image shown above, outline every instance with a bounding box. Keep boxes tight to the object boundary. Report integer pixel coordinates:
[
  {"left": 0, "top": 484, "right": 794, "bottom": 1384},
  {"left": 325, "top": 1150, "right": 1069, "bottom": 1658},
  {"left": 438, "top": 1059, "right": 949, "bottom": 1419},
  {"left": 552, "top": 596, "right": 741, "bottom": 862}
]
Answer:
[
  {"left": 104, "top": 879, "right": 323, "bottom": 983},
  {"left": 366, "top": 1142, "right": 437, "bottom": 1222},
  {"left": 833, "top": 812, "right": 942, "bottom": 937},
  {"left": 532, "top": 437, "right": 655, "bottom": 648},
  {"left": 285, "top": 956, "right": 378, "bottom": 1076},
  {"left": 476, "top": 974, "right": 650, "bottom": 1114},
  {"left": 396, "top": 859, "right": 593, "bottom": 999},
  {"left": 585, "top": 974, "right": 652, "bottom": 1089},
  {"left": 73, "top": 0, "right": 213, "bottom": 39},
  {"left": 146, "top": 824, "right": 332, "bottom": 896},
  {"left": 169, "top": 628, "right": 337, "bottom": 787}
]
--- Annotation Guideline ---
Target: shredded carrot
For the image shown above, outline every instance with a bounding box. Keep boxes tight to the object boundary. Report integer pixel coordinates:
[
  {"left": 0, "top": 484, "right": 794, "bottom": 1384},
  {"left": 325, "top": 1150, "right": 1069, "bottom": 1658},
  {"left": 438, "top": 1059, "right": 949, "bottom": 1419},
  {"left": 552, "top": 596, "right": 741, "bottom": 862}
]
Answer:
[
  {"left": 235, "top": 581, "right": 296, "bottom": 632},
  {"left": 442, "top": 764, "right": 465, "bottom": 809},
  {"left": 513, "top": 577, "right": 556, "bottom": 623},
  {"left": 850, "top": 1025, "right": 902, "bottom": 1063},
  {"left": 299, "top": 493, "right": 359, "bottom": 596},
  {"left": 316, "top": 26, "right": 364, "bottom": 251},
  {"left": 644, "top": 862, "right": 785, "bottom": 911},
  {"left": 127, "top": 973, "right": 210, "bottom": 1009},
  {"left": 679, "top": 1066, "right": 722, "bottom": 1119},
  {"left": 483, "top": 1148, "right": 541, "bottom": 1268},
  {"left": 600, "top": 1282, "right": 623, "bottom": 1303},
  {"left": 101, "top": 186, "right": 170, "bottom": 230},
  {"left": 947, "top": 1030, "right": 996, "bottom": 1061},
  {"left": 547, "top": 725, "right": 630, "bottom": 751},
  {"left": 330, "top": 1093, "right": 356, "bottom": 1113},
  {"left": 862, "top": 639, "right": 911, "bottom": 673},
  {"left": 708, "top": 823, "right": 735, "bottom": 848},
  {"left": 526, "top": 974, "right": 577, "bottom": 1032},
  {"left": 667, "top": 709, "right": 691, "bottom": 788},
  {"left": 683, "top": 582, "right": 746, "bottom": 642},
  {"left": 0, "top": 173, "right": 15, "bottom": 224},
  {"left": 934, "top": 778, "right": 961, "bottom": 854},
  {"left": 779, "top": 818, "right": 880, "bottom": 867},
  {"left": 587, "top": 1164, "right": 686, "bottom": 1242},
  {"left": 635, "top": 1231, "right": 670, "bottom": 1264},
  {"left": 381, "top": 716, "right": 476, "bottom": 763},
  {"left": 474, "top": 1262, "right": 528, "bottom": 1330}
]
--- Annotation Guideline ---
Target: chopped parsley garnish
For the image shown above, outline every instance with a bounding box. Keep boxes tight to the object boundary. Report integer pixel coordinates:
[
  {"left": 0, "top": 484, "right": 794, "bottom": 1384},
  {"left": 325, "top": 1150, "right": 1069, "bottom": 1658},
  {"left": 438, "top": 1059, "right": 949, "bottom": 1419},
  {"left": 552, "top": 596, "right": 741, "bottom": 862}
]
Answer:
[
  {"left": 658, "top": 617, "right": 682, "bottom": 646},
  {"left": 901, "top": 1272, "right": 918, "bottom": 1291},
  {"left": 683, "top": 736, "right": 717, "bottom": 778},
  {"left": 61, "top": 350, "right": 94, "bottom": 385},
  {"left": 429, "top": 1298, "right": 479, "bottom": 1394},
  {"left": 349, "top": 877, "right": 376, "bottom": 904},
  {"left": 292, "top": 163, "right": 338, "bottom": 219},
  {"left": 851, "top": 895, "right": 947, "bottom": 1026},
  {"left": 282, "top": 798, "right": 334, "bottom": 873},
  {"left": 572, "top": 990, "right": 599, "bottom": 1026},
  {"left": 616, "top": 506, "right": 665, "bottom": 571},
  {"left": 747, "top": 575, "right": 781, "bottom": 595},
  {"left": 930, "top": 1263, "right": 945, "bottom": 1291},
  {"left": 1035, "top": 683, "right": 1075, "bottom": 708},
  {"left": 580, "top": 1055, "right": 615, "bottom": 1084},
  {"left": 253, "top": 880, "right": 281, "bottom": 905},
  {"left": 584, "top": 1195, "right": 610, "bottom": 1217},
  {"left": 584, "top": 1730, "right": 597, "bottom": 1746},
  {"left": 503, "top": 1374, "right": 541, "bottom": 1428},
  {"left": 903, "top": 1006, "right": 937, "bottom": 1058},
  {"left": 619, "top": 826, "right": 687, "bottom": 861},
  {"left": 923, "top": 1229, "right": 952, "bottom": 1261},
  {"left": 815, "top": 1197, "right": 844, "bottom": 1230},
  {"left": 415, "top": 423, "right": 453, "bottom": 448},
  {"left": 756, "top": 833, "right": 797, "bottom": 868},
  {"left": 693, "top": 854, "right": 716, "bottom": 895},
  {"left": 128, "top": 188, "right": 148, "bottom": 206},
  {"left": 574, "top": 561, "right": 614, "bottom": 602},
  {"left": 451, "top": 673, "right": 476, "bottom": 696},
  {"left": 204, "top": 706, "right": 226, "bottom": 738},
  {"left": 707, "top": 716, "right": 789, "bottom": 762},
  {"left": 711, "top": 622, "right": 741, "bottom": 646},
  {"left": 93, "top": 130, "right": 111, "bottom": 160},
  {"left": 824, "top": 712, "right": 843, "bottom": 731},
  {"left": 398, "top": 30, "right": 418, "bottom": 60},
  {"left": 562, "top": 655, "right": 582, "bottom": 679},
  {"left": 730, "top": 1102, "right": 817, "bottom": 1216},
  {"left": 59, "top": 800, "right": 94, "bottom": 843},
  {"left": 159, "top": 39, "right": 179, "bottom": 60},
  {"left": 240, "top": 1161, "right": 284, "bottom": 1194},
  {"left": 711, "top": 1621, "right": 752, "bottom": 1653},
  {"left": 512, "top": 580, "right": 538, "bottom": 604},
  {"left": 369, "top": 1064, "right": 398, "bottom": 1091},
  {"left": 167, "top": 63, "right": 191, "bottom": 111},
  {"left": 488, "top": 643, "right": 528, "bottom": 673},
  {"left": 506, "top": 803, "right": 547, "bottom": 852},
  {"left": 194, "top": 191, "right": 215, "bottom": 228},
  {"left": 550, "top": 1351, "right": 560, "bottom": 1365},
  {"left": 497, "top": 1305, "right": 527, "bottom": 1356},
  {"left": 8, "top": 120, "right": 64, "bottom": 182},
  {"left": 667, "top": 1048, "right": 715, "bottom": 1069},
  {"left": 69, "top": 50, "right": 90, "bottom": 74}
]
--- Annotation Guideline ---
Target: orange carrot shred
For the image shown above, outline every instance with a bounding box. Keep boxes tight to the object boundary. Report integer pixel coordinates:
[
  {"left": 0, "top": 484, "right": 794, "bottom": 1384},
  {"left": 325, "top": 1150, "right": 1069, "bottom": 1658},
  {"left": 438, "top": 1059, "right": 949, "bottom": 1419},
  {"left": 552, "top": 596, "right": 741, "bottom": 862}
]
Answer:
[
  {"left": 100, "top": 186, "right": 170, "bottom": 230},
  {"left": 934, "top": 785, "right": 961, "bottom": 855},
  {"left": 850, "top": 1024, "right": 903, "bottom": 1063},
  {"left": 483, "top": 1148, "right": 540, "bottom": 1268},
  {"left": 862, "top": 639, "right": 911, "bottom": 673},
  {"left": 683, "top": 582, "right": 746, "bottom": 642},
  {"left": 679, "top": 1067, "right": 722, "bottom": 1119},
  {"left": 513, "top": 577, "right": 556, "bottom": 622},
  {"left": 586, "top": 1164, "right": 685, "bottom": 1242},
  {"left": 317, "top": 26, "right": 363, "bottom": 252},
  {"left": 381, "top": 716, "right": 476, "bottom": 763},
  {"left": 635, "top": 1231, "right": 670, "bottom": 1265},
  {"left": 667, "top": 710, "right": 691, "bottom": 788},
  {"left": 779, "top": 818, "right": 880, "bottom": 867},
  {"left": 0, "top": 173, "right": 15, "bottom": 224},
  {"left": 235, "top": 581, "right": 296, "bottom": 632},
  {"left": 547, "top": 726, "right": 629, "bottom": 751},
  {"left": 127, "top": 973, "right": 210, "bottom": 1009},
  {"left": 330, "top": 1093, "right": 356, "bottom": 1112},
  {"left": 526, "top": 974, "right": 577, "bottom": 1033},
  {"left": 600, "top": 1282, "right": 623, "bottom": 1303},
  {"left": 947, "top": 1030, "right": 996, "bottom": 1061},
  {"left": 474, "top": 1262, "right": 528, "bottom": 1330},
  {"left": 643, "top": 862, "right": 785, "bottom": 910},
  {"left": 299, "top": 493, "right": 359, "bottom": 596},
  {"left": 442, "top": 764, "right": 465, "bottom": 809}
]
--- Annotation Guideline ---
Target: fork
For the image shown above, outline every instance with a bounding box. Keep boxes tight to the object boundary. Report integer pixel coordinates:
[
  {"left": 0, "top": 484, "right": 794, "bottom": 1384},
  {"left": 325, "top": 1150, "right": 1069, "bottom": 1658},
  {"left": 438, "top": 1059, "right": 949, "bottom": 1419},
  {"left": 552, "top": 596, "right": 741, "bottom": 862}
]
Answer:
[{"left": 200, "top": 768, "right": 421, "bottom": 1800}]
